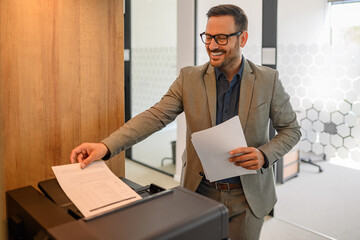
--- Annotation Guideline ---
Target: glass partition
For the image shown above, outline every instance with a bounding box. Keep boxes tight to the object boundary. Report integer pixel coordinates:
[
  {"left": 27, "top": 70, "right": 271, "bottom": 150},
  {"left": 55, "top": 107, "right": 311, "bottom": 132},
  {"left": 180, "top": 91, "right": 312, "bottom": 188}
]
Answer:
[
  {"left": 277, "top": 0, "right": 360, "bottom": 169},
  {"left": 130, "top": 0, "right": 177, "bottom": 175}
]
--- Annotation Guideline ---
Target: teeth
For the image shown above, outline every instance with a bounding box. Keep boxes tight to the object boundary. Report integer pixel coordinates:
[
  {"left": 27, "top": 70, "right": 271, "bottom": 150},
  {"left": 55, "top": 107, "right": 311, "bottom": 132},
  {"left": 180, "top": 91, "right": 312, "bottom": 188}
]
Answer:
[{"left": 212, "top": 52, "right": 223, "bottom": 56}]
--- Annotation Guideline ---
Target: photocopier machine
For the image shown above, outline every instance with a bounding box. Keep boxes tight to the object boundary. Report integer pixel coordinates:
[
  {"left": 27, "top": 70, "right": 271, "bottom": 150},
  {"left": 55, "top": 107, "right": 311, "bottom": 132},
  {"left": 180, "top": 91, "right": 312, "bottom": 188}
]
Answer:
[{"left": 6, "top": 178, "right": 229, "bottom": 240}]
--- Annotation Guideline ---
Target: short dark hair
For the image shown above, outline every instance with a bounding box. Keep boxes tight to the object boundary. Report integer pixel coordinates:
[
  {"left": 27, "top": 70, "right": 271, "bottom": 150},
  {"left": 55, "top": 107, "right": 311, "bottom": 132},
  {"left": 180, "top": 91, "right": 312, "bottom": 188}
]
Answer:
[{"left": 206, "top": 4, "right": 248, "bottom": 31}]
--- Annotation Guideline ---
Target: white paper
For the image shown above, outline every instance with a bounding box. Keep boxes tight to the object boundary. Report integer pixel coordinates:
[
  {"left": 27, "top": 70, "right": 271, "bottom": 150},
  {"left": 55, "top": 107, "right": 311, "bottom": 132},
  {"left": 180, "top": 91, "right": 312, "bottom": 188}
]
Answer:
[
  {"left": 52, "top": 161, "right": 142, "bottom": 220},
  {"left": 191, "top": 116, "right": 256, "bottom": 182}
]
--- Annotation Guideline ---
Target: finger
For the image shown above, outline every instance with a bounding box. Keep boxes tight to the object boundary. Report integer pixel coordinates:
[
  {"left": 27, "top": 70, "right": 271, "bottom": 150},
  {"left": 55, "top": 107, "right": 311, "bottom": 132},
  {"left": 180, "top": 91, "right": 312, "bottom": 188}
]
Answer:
[
  {"left": 232, "top": 157, "right": 261, "bottom": 170},
  {"left": 229, "top": 152, "right": 256, "bottom": 163},
  {"left": 242, "top": 165, "right": 260, "bottom": 170},
  {"left": 76, "top": 153, "right": 84, "bottom": 163},
  {"left": 230, "top": 147, "right": 255, "bottom": 155},
  {"left": 235, "top": 159, "right": 258, "bottom": 168},
  {"left": 70, "top": 152, "right": 76, "bottom": 163},
  {"left": 229, "top": 156, "right": 246, "bottom": 163},
  {"left": 80, "top": 153, "right": 96, "bottom": 169},
  {"left": 230, "top": 147, "right": 247, "bottom": 155},
  {"left": 70, "top": 147, "right": 83, "bottom": 163},
  {"left": 235, "top": 157, "right": 263, "bottom": 169}
]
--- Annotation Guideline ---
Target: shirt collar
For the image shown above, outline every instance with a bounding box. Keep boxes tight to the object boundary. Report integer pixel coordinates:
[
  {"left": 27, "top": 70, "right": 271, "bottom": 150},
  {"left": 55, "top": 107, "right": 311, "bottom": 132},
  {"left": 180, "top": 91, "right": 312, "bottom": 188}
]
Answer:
[{"left": 214, "top": 55, "right": 245, "bottom": 82}]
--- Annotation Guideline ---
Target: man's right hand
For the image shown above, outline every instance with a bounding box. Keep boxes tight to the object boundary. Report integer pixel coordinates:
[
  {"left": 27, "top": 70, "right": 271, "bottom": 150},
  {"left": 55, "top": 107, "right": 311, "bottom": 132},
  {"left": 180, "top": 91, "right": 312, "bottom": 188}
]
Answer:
[{"left": 70, "top": 143, "right": 109, "bottom": 169}]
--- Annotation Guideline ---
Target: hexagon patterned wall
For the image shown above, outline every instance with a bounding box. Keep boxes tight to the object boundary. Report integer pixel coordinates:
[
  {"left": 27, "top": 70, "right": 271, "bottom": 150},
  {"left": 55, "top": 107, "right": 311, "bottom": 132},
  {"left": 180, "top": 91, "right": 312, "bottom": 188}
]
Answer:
[
  {"left": 278, "top": 43, "right": 360, "bottom": 162},
  {"left": 131, "top": 44, "right": 360, "bottom": 163},
  {"left": 131, "top": 47, "right": 177, "bottom": 116}
]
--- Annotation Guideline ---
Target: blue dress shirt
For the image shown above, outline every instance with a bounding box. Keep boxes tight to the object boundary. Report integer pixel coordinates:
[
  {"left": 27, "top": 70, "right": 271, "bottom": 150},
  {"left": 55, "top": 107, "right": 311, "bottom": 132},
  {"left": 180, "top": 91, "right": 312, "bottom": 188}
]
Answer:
[{"left": 215, "top": 56, "right": 245, "bottom": 184}]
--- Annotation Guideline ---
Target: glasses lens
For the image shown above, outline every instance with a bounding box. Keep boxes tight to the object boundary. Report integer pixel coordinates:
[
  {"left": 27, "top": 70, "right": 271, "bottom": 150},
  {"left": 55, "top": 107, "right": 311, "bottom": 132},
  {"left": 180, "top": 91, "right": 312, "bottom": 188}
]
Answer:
[
  {"left": 201, "top": 34, "right": 211, "bottom": 44},
  {"left": 215, "top": 35, "right": 228, "bottom": 45},
  {"left": 201, "top": 34, "right": 228, "bottom": 45}
]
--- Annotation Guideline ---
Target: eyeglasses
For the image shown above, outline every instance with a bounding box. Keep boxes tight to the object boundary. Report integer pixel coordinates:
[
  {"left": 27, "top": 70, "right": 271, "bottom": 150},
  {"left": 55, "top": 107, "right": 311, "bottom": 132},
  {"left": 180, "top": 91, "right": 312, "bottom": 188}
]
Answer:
[{"left": 200, "top": 31, "right": 242, "bottom": 45}]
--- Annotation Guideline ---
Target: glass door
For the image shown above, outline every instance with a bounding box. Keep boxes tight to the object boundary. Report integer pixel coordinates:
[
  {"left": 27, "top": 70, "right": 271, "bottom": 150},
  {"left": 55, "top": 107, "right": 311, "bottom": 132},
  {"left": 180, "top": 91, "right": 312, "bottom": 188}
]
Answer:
[{"left": 130, "top": 0, "right": 178, "bottom": 176}]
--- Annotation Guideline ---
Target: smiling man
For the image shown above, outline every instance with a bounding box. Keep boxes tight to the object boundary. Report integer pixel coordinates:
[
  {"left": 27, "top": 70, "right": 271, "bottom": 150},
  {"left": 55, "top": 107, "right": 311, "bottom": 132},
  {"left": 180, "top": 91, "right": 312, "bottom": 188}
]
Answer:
[
  {"left": 70, "top": 4, "right": 301, "bottom": 240},
  {"left": 204, "top": 15, "right": 245, "bottom": 81}
]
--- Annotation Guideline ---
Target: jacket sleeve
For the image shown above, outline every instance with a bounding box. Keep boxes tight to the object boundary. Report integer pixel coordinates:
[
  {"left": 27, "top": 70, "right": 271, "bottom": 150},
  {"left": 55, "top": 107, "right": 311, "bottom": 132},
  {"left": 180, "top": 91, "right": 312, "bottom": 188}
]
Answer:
[
  {"left": 101, "top": 70, "right": 185, "bottom": 159},
  {"left": 258, "top": 71, "right": 302, "bottom": 167}
]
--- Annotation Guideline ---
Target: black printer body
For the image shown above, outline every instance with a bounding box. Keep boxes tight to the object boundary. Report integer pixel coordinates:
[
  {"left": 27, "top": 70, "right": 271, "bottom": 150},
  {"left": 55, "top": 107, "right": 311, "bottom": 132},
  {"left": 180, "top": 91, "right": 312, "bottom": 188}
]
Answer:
[{"left": 6, "top": 178, "right": 229, "bottom": 240}]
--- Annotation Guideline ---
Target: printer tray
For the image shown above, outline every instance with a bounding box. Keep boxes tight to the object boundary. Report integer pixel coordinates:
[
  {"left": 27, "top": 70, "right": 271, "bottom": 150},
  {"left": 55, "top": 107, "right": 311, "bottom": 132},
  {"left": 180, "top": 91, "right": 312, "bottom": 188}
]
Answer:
[{"left": 38, "top": 178, "right": 165, "bottom": 219}]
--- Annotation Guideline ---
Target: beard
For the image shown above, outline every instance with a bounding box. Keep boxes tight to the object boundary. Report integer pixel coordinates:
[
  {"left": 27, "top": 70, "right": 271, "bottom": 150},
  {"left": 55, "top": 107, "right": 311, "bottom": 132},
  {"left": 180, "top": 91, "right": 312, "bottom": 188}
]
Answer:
[
  {"left": 208, "top": 48, "right": 240, "bottom": 70},
  {"left": 207, "top": 39, "right": 241, "bottom": 70}
]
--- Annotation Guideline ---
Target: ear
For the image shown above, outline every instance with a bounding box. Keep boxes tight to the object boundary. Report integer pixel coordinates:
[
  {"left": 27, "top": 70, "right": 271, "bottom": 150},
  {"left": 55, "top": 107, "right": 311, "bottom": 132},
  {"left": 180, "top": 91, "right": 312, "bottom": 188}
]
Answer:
[{"left": 240, "top": 31, "right": 248, "bottom": 48}]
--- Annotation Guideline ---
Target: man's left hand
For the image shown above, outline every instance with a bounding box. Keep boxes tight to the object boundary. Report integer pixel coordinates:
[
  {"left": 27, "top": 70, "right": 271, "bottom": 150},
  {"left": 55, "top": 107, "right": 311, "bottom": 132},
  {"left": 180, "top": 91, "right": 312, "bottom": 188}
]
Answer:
[{"left": 229, "top": 147, "right": 265, "bottom": 170}]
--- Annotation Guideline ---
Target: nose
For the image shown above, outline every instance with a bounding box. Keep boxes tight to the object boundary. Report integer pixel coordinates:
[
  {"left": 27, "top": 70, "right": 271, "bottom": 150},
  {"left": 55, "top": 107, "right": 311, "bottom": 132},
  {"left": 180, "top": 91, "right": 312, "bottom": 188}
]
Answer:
[{"left": 208, "top": 38, "right": 219, "bottom": 50}]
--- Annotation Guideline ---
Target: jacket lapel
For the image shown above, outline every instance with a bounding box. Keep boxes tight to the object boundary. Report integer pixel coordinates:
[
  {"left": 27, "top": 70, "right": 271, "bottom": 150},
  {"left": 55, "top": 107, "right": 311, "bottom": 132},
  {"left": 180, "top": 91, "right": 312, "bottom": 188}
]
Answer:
[
  {"left": 239, "top": 60, "right": 255, "bottom": 131},
  {"left": 204, "top": 65, "right": 217, "bottom": 126},
  {"left": 203, "top": 60, "right": 255, "bottom": 129}
]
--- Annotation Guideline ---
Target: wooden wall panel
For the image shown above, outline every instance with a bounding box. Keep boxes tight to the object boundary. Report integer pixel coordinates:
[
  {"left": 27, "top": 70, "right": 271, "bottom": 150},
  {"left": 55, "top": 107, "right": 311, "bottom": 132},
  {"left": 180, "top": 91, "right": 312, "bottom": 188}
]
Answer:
[{"left": 0, "top": 1, "right": 124, "bottom": 237}]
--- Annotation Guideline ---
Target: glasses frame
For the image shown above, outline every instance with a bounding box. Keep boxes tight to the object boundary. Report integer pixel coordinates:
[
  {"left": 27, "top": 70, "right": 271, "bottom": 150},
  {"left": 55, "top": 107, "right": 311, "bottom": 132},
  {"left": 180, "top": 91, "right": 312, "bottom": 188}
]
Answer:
[{"left": 200, "top": 31, "right": 243, "bottom": 46}]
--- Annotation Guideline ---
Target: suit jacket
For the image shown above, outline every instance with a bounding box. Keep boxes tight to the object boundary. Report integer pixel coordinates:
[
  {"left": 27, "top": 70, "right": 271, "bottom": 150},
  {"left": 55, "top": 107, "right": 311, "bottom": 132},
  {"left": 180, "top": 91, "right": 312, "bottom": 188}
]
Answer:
[{"left": 102, "top": 59, "right": 301, "bottom": 218}]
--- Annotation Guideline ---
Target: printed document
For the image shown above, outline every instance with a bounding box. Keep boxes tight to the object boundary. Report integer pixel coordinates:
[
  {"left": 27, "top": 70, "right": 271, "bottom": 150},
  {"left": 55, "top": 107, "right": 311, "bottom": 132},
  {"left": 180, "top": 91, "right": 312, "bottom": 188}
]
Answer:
[
  {"left": 52, "top": 161, "right": 142, "bottom": 220},
  {"left": 191, "top": 116, "right": 256, "bottom": 182}
]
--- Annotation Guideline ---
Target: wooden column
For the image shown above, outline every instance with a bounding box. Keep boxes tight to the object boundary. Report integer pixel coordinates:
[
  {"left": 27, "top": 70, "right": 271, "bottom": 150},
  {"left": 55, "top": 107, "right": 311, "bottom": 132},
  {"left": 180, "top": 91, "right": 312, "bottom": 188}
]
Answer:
[{"left": 0, "top": 0, "right": 124, "bottom": 237}]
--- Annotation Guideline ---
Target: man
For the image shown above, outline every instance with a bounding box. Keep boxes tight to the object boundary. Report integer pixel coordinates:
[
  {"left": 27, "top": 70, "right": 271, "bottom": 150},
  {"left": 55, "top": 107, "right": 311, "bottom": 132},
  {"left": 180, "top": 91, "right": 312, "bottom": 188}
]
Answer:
[{"left": 70, "top": 4, "right": 301, "bottom": 240}]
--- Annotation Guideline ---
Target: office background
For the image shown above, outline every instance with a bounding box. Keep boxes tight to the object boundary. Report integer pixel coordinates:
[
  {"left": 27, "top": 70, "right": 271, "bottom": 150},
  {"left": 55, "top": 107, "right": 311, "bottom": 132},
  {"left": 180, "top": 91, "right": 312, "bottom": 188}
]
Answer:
[
  {"left": 126, "top": 0, "right": 360, "bottom": 179},
  {"left": 1, "top": 0, "right": 360, "bottom": 239}
]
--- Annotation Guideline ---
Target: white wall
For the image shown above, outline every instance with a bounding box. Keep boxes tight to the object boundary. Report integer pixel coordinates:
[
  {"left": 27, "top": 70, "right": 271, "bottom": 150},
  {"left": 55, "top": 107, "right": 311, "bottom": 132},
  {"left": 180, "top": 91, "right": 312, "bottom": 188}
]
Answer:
[
  {"left": 131, "top": 0, "right": 177, "bottom": 48},
  {"left": 278, "top": 0, "right": 330, "bottom": 45}
]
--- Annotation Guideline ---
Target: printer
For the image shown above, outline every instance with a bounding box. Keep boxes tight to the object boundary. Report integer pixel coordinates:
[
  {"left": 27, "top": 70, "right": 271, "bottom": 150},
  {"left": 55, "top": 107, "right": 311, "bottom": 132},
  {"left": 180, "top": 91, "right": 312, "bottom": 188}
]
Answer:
[{"left": 6, "top": 178, "right": 229, "bottom": 240}]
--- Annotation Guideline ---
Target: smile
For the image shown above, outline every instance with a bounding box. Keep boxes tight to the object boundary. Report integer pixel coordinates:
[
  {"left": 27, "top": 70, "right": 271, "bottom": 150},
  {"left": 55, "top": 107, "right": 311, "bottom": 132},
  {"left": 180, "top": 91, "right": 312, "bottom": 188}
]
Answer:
[{"left": 211, "top": 52, "right": 224, "bottom": 56}]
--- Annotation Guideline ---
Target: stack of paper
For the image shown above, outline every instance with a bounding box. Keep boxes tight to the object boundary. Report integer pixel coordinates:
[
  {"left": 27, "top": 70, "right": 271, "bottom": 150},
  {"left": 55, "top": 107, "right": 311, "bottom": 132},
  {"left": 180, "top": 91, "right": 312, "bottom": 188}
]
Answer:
[{"left": 52, "top": 161, "right": 142, "bottom": 220}]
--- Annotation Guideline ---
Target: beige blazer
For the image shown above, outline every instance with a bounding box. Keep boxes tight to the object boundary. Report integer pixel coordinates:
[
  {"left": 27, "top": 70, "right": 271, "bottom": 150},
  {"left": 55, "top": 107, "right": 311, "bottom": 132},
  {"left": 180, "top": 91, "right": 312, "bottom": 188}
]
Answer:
[{"left": 102, "top": 59, "right": 301, "bottom": 218}]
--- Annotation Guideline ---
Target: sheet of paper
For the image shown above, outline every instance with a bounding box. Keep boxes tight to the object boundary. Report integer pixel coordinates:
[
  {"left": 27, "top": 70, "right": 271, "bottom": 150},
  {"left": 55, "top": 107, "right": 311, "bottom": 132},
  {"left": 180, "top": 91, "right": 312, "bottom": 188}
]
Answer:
[
  {"left": 52, "top": 161, "right": 142, "bottom": 220},
  {"left": 191, "top": 116, "right": 256, "bottom": 182}
]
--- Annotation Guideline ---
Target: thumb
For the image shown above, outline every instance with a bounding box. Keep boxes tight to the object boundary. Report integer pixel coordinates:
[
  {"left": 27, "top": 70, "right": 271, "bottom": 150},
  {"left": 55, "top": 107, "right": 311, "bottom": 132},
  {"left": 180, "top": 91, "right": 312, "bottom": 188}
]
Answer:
[{"left": 80, "top": 154, "right": 96, "bottom": 169}]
